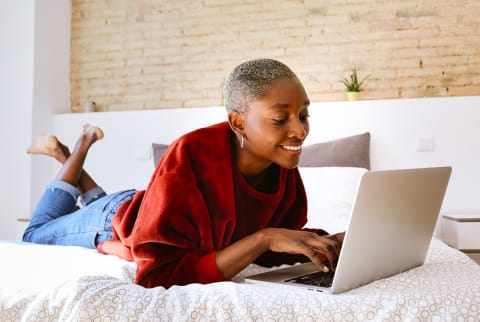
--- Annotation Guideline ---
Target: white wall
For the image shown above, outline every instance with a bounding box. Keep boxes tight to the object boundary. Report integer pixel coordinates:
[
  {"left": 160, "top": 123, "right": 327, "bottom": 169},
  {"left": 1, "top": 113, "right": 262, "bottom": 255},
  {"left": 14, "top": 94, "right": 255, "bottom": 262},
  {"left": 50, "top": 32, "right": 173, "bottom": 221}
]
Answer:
[
  {"left": 0, "top": 1, "right": 70, "bottom": 239},
  {"left": 0, "top": 1, "right": 35, "bottom": 239},
  {"left": 30, "top": 1, "right": 71, "bottom": 216},
  {"left": 52, "top": 107, "right": 227, "bottom": 193},
  {"left": 52, "top": 96, "right": 480, "bottom": 215},
  {"left": 304, "top": 97, "right": 480, "bottom": 214}
]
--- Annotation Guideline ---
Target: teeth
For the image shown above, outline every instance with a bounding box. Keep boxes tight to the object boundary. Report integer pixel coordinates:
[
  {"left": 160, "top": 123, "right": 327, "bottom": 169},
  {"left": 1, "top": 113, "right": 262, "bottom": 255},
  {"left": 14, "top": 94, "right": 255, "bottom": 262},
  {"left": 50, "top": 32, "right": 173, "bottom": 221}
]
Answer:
[{"left": 282, "top": 145, "right": 302, "bottom": 151}]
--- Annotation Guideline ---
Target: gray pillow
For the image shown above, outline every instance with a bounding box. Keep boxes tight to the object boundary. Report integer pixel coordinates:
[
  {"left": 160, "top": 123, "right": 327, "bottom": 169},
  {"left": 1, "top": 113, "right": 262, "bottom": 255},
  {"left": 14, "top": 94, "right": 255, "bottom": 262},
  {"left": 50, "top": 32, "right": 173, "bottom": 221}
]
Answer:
[
  {"left": 152, "top": 143, "right": 169, "bottom": 167},
  {"left": 299, "top": 132, "right": 371, "bottom": 169}
]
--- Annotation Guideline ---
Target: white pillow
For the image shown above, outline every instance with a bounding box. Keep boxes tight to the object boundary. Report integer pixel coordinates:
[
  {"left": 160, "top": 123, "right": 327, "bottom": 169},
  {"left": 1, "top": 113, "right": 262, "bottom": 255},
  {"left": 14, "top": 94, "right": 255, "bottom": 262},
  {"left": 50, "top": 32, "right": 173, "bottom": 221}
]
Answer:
[{"left": 298, "top": 167, "right": 367, "bottom": 234}]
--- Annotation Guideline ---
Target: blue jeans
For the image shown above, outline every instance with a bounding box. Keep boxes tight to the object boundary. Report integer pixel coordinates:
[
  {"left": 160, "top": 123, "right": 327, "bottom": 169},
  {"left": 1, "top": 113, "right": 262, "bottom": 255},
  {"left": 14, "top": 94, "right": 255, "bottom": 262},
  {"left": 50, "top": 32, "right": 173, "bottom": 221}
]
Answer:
[{"left": 23, "top": 180, "right": 136, "bottom": 249}]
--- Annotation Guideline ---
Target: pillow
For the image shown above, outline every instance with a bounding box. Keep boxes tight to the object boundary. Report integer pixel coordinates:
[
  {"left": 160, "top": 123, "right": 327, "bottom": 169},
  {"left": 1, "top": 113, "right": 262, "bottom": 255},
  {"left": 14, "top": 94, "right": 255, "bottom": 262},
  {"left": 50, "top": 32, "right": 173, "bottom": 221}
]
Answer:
[
  {"left": 152, "top": 143, "right": 169, "bottom": 167},
  {"left": 299, "top": 132, "right": 371, "bottom": 169},
  {"left": 299, "top": 167, "right": 367, "bottom": 234}
]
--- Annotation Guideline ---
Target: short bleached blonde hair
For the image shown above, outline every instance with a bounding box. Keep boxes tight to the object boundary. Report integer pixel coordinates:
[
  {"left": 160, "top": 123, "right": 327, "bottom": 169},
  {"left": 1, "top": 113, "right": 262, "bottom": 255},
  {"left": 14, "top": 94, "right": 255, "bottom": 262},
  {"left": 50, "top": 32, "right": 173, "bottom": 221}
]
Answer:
[{"left": 224, "top": 59, "right": 298, "bottom": 114}]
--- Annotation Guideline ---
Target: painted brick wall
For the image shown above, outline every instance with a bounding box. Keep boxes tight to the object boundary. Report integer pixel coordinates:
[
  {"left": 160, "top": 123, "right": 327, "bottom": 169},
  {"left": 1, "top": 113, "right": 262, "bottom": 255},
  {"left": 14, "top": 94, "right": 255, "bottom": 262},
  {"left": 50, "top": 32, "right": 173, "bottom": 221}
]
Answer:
[{"left": 70, "top": 0, "right": 480, "bottom": 112}]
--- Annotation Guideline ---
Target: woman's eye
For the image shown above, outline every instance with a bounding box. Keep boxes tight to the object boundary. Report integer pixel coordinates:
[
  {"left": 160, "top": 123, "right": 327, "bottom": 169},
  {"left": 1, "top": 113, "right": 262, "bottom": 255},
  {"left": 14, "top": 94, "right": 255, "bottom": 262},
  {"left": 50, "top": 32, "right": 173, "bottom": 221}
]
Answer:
[
  {"left": 300, "top": 114, "right": 310, "bottom": 122},
  {"left": 272, "top": 118, "right": 287, "bottom": 125}
]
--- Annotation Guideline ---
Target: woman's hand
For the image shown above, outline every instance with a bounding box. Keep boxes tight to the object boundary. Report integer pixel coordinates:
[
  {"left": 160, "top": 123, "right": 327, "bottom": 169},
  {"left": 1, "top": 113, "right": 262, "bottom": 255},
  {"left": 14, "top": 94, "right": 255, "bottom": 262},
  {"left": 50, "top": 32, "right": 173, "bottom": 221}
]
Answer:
[
  {"left": 98, "top": 240, "right": 134, "bottom": 261},
  {"left": 327, "top": 231, "right": 345, "bottom": 246},
  {"left": 215, "top": 228, "right": 345, "bottom": 279},
  {"left": 260, "top": 228, "right": 344, "bottom": 272}
]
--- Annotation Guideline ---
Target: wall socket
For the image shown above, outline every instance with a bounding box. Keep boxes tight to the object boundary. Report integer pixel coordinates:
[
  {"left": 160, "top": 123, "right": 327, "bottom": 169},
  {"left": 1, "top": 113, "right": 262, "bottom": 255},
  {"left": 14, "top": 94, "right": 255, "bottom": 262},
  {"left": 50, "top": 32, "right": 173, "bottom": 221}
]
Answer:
[
  {"left": 135, "top": 147, "right": 152, "bottom": 161},
  {"left": 416, "top": 136, "right": 435, "bottom": 152}
]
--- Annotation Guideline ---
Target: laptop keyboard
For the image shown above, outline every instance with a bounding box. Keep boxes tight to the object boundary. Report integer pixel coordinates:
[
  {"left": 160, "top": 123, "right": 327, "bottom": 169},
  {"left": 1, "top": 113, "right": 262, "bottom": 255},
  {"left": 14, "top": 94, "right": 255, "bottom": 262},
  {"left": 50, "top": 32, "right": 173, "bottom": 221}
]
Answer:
[{"left": 285, "top": 270, "right": 335, "bottom": 287}]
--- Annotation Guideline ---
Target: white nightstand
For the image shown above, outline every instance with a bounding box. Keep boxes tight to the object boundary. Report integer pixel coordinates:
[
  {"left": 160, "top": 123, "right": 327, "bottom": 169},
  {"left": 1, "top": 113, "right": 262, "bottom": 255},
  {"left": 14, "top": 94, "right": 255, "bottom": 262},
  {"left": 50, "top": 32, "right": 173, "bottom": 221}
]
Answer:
[
  {"left": 17, "top": 218, "right": 30, "bottom": 240},
  {"left": 440, "top": 213, "right": 480, "bottom": 264}
]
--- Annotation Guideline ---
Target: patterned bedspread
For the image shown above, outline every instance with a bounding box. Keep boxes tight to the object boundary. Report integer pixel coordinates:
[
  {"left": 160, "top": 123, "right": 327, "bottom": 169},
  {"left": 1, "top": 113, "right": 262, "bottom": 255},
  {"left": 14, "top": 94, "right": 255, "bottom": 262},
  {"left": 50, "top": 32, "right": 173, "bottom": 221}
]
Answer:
[{"left": 1, "top": 239, "right": 479, "bottom": 321}]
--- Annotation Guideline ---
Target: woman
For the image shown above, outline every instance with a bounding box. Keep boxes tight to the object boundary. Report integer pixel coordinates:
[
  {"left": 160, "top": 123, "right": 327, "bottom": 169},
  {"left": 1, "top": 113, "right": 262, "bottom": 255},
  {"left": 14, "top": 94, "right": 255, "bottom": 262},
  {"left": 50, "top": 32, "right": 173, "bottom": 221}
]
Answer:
[{"left": 24, "top": 59, "right": 343, "bottom": 288}]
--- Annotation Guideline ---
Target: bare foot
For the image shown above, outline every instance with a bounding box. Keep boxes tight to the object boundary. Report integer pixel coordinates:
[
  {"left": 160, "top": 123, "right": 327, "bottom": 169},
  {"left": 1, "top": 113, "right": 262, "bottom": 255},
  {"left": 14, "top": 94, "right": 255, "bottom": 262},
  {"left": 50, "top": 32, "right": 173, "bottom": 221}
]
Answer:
[
  {"left": 27, "top": 135, "right": 72, "bottom": 163},
  {"left": 82, "top": 124, "right": 104, "bottom": 141},
  {"left": 27, "top": 135, "right": 56, "bottom": 155}
]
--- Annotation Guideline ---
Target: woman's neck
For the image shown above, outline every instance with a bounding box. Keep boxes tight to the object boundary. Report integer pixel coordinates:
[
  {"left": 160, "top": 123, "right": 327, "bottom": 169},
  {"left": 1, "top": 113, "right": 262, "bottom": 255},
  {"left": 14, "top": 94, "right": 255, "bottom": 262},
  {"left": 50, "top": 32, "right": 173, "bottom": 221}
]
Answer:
[{"left": 243, "top": 163, "right": 277, "bottom": 193}]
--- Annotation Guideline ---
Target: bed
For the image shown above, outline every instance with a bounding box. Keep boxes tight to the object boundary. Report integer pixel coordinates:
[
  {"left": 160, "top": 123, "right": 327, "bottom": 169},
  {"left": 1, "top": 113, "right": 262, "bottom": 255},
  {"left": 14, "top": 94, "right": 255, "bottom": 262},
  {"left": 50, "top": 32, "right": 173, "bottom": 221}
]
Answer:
[
  {"left": 2, "top": 164, "right": 480, "bottom": 321},
  {"left": 1, "top": 236, "right": 479, "bottom": 320},
  {"left": 4, "top": 98, "right": 480, "bottom": 320}
]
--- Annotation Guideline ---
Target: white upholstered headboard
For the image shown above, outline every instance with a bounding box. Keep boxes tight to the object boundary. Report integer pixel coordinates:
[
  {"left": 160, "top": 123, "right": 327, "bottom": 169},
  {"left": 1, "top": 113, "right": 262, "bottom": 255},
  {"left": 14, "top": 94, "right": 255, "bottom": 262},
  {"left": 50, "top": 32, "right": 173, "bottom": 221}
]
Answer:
[{"left": 49, "top": 96, "right": 480, "bottom": 214}]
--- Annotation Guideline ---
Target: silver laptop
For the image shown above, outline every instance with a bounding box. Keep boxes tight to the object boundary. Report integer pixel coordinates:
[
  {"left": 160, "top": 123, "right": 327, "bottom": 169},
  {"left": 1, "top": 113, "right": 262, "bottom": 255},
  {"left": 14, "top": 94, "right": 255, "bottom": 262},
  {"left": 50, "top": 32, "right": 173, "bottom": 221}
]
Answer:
[{"left": 245, "top": 166, "right": 452, "bottom": 294}]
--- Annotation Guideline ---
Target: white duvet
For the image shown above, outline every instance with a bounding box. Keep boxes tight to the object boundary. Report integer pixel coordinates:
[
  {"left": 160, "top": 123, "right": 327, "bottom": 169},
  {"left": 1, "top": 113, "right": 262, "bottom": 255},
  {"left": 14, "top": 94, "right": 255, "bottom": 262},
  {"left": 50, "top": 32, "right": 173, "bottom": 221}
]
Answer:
[{"left": 1, "top": 239, "right": 479, "bottom": 321}]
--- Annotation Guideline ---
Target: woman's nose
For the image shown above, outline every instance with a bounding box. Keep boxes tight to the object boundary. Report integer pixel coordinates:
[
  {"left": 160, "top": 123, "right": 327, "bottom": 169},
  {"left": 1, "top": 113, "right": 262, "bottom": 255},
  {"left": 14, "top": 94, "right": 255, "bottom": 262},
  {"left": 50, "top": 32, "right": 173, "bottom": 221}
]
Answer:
[{"left": 288, "top": 118, "right": 308, "bottom": 139}]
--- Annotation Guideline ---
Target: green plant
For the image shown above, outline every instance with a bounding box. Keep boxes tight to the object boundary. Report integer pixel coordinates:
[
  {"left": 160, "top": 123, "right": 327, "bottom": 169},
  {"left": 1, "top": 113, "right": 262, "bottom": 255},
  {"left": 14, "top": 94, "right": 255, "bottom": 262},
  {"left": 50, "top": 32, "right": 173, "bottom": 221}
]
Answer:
[{"left": 341, "top": 69, "right": 369, "bottom": 92}]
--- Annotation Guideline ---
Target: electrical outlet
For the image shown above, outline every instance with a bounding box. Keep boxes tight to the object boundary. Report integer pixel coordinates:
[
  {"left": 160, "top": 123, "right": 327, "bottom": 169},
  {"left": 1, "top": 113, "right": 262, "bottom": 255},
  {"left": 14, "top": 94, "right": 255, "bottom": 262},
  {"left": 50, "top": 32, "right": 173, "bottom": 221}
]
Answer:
[
  {"left": 135, "top": 147, "right": 152, "bottom": 161},
  {"left": 416, "top": 136, "right": 435, "bottom": 152}
]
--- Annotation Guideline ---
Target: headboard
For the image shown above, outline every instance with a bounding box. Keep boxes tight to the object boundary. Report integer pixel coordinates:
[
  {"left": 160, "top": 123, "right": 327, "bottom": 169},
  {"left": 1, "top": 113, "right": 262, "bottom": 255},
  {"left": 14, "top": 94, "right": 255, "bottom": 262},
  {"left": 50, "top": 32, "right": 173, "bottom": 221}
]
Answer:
[{"left": 50, "top": 96, "right": 480, "bottom": 214}]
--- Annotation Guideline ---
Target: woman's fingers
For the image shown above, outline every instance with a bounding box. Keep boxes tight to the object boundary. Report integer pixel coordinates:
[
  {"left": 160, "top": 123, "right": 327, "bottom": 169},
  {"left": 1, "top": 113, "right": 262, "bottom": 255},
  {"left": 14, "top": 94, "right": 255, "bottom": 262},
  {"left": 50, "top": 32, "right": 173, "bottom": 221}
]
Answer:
[
  {"left": 306, "top": 236, "right": 341, "bottom": 271},
  {"left": 328, "top": 231, "right": 345, "bottom": 245},
  {"left": 304, "top": 246, "right": 331, "bottom": 272},
  {"left": 262, "top": 228, "right": 342, "bottom": 272}
]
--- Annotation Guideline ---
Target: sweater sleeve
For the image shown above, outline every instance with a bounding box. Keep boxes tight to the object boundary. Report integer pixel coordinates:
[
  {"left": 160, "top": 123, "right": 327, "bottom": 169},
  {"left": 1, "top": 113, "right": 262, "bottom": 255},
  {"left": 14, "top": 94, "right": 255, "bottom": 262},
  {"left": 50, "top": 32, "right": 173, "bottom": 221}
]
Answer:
[
  {"left": 108, "top": 123, "right": 237, "bottom": 289},
  {"left": 130, "top": 170, "right": 231, "bottom": 288}
]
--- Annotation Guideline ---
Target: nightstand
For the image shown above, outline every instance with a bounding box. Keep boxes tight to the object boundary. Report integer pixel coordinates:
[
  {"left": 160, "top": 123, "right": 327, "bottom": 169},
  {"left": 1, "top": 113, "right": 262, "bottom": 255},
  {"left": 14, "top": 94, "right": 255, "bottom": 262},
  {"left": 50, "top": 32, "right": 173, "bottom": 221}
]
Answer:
[
  {"left": 17, "top": 218, "right": 30, "bottom": 240},
  {"left": 440, "top": 213, "right": 480, "bottom": 264}
]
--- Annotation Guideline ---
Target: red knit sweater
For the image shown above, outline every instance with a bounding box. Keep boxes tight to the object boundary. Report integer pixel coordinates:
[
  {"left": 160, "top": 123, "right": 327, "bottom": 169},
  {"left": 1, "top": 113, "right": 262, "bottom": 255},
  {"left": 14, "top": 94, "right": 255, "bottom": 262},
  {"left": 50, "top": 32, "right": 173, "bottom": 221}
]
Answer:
[{"left": 103, "top": 122, "right": 324, "bottom": 288}]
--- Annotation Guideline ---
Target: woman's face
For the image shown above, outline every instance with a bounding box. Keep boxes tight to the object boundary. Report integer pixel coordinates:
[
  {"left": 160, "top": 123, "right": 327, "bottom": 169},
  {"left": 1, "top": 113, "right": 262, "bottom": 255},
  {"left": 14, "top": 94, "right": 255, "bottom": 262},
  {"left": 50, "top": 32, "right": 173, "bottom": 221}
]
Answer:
[{"left": 238, "top": 77, "right": 310, "bottom": 175}]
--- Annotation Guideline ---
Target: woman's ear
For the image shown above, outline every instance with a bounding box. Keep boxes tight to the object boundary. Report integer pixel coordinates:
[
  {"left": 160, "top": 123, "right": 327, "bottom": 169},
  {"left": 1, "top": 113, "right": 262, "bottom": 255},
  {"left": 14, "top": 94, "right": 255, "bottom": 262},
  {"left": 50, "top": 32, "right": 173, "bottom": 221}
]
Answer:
[{"left": 228, "top": 111, "right": 245, "bottom": 136}]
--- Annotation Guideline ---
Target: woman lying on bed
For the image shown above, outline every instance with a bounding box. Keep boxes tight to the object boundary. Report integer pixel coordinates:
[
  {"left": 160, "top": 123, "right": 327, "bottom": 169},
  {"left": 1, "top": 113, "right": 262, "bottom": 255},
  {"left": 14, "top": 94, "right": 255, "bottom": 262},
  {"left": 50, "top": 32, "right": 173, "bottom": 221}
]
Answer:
[{"left": 24, "top": 58, "right": 344, "bottom": 289}]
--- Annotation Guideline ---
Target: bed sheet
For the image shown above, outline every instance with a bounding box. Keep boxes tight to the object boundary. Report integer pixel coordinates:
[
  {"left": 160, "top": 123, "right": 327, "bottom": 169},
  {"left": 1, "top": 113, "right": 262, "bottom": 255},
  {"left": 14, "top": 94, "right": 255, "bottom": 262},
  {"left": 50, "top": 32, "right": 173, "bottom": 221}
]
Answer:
[{"left": 1, "top": 239, "right": 479, "bottom": 321}]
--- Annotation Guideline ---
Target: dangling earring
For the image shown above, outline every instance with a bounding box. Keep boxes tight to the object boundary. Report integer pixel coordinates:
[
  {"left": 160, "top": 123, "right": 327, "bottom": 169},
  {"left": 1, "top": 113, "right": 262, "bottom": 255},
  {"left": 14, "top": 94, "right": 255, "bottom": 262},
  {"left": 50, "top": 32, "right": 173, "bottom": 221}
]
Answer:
[{"left": 240, "top": 135, "right": 245, "bottom": 149}]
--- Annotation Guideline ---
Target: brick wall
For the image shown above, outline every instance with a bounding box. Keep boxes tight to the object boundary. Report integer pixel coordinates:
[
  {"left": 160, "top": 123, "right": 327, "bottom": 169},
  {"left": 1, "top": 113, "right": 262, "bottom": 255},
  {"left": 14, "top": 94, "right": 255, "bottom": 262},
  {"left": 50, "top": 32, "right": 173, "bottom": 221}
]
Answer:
[{"left": 70, "top": 0, "right": 480, "bottom": 112}]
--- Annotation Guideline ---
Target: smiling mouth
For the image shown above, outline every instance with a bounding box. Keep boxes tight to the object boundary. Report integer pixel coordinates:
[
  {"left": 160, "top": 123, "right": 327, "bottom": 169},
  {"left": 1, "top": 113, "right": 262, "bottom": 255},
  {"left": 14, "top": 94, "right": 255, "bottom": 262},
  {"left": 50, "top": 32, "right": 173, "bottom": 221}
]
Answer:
[{"left": 280, "top": 145, "right": 302, "bottom": 151}]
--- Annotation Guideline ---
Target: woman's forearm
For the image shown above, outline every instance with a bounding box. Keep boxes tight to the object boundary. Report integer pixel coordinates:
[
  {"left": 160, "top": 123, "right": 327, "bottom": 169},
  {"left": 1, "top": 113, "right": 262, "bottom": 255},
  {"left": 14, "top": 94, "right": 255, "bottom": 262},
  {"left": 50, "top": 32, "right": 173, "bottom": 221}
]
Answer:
[
  {"left": 214, "top": 230, "right": 267, "bottom": 279},
  {"left": 214, "top": 228, "right": 344, "bottom": 279}
]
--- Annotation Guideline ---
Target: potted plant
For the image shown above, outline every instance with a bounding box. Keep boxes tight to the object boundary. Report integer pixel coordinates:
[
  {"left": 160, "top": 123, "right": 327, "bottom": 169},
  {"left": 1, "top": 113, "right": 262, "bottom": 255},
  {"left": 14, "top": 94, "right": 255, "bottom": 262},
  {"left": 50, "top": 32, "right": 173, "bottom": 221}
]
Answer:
[{"left": 341, "top": 69, "right": 369, "bottom": 101}]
